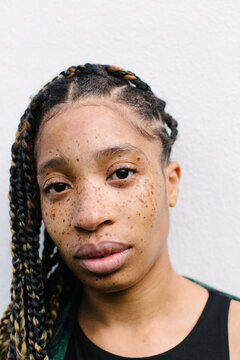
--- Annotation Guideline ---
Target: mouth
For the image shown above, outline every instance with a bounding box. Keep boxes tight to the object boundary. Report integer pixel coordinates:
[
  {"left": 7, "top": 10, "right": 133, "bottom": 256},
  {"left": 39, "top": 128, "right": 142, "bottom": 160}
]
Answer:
[{"left": 74, "top": 242, "right": 131, "bottom": 275}]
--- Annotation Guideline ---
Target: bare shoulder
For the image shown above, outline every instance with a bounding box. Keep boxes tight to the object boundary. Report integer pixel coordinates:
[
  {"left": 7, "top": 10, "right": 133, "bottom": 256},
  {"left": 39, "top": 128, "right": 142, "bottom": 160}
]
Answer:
[{"left": 228, "top": 299, "right": 240, "bottom": 360}]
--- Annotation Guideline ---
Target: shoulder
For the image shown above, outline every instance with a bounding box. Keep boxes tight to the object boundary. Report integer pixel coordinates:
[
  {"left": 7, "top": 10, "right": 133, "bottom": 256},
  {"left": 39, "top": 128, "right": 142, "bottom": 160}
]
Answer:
[
  {"left": 185, "top": 276, "right": 240, "bottom": 359},
  {"left": 228, "top": 299, "right": 240, "bottom": 360}
]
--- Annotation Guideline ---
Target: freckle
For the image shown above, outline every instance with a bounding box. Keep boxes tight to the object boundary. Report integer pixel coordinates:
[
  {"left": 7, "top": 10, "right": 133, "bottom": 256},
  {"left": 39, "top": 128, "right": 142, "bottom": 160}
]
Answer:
[
  {"left": 62, "top": 231, "right": 65, "bottom": 235},
  {"left": 63, "top": 219, "right": 65, "bottom": 222},
  {"left": 76, "top": 158, "right": 79, "bottom": 162},
  {"left": 137, "top": 157, "right": 140, "bottom": 161},
  {"left": 145, "top": 205, "right": 148, "bottom": 208}
]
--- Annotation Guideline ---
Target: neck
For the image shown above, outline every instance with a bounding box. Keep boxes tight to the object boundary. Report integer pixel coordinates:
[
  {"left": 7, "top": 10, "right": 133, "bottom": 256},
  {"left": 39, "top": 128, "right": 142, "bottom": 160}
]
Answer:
[{"left": 78, "top": 247, "right": 185, "bottom": 329}]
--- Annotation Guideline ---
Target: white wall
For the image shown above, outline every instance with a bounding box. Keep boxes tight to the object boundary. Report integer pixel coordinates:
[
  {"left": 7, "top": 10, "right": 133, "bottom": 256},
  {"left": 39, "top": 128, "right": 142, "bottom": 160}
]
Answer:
[{"left": 0, "top": 0, "right": 239, "bottom": 315}]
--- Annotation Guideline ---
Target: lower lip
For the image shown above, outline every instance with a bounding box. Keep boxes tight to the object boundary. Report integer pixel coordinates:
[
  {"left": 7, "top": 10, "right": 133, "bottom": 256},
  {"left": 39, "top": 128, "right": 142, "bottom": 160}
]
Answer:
[{"left": 77, "top": 249, "right": 131, "bottom": 275}]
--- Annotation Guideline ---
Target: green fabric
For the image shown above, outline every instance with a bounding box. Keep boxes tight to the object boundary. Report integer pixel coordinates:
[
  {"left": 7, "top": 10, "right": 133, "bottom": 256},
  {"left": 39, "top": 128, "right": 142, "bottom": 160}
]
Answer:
[
  {"left": 48, "top": 278, "right": 240, "bottom": 360},
  {"left": 48, "top": 301, "right": 76, "bottom": 360},
  {"left": 48, "top": 286, "right": 80, "bottom": 360}
]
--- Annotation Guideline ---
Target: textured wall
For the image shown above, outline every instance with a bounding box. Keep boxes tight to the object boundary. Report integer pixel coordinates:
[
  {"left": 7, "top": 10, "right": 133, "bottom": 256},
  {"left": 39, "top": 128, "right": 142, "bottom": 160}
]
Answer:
[{"left": 0, "top": 0, "right": 239, "bottom": 315}]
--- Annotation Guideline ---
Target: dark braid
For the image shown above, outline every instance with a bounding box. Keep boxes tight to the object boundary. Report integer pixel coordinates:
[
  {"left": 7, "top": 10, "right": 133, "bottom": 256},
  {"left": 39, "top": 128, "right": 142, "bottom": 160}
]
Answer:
[
  {"left": 20, "top": 120, "right": 47, "bottom": 359},
  {"left": 0, "top": 63, "right": 178, "bottom": 359},
  {"left": 8, "top": 141, "right": 28, "bottom": 359}
]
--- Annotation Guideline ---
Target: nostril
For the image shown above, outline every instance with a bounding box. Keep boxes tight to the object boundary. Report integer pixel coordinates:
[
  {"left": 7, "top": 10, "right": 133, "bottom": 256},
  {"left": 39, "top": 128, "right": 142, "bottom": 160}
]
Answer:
[
  {"left": 73, "top": 218, "right": 113, "bottom": 233},
  {"left": 102, "top": 220, "right": 112, "bottom": 225}
]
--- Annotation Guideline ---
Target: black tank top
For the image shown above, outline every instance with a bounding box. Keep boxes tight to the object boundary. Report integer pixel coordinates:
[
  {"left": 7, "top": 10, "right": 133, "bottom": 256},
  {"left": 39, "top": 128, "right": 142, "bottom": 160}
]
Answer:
[{"left": 64, "top": 290, "right": 231, "bottom": 359}]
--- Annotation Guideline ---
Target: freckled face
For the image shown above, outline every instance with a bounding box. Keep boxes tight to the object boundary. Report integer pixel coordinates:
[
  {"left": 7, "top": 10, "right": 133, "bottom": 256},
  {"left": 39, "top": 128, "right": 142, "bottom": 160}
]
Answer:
[{"left": 36, "top": 103, "right": 172, "bottom": 292}]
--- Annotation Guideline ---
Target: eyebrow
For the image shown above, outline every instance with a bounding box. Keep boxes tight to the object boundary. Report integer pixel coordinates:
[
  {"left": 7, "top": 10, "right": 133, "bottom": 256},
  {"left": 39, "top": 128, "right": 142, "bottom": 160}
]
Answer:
[
  {"left": 37, "top": 144, "right": 147, "bottom": 176},
  {"left": 95, "top": 144, "right": 147, "bottom": 160},
  {"left": 37, "top": 157, "right": 69, "bottom": 176}
]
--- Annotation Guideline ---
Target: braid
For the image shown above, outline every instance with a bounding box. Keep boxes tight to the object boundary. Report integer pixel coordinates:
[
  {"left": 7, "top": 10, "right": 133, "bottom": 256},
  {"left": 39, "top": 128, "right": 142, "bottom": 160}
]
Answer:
[
  {"left": 2, "top": 110, "right": 49, "bottom": 359},
  {"left": 8, "top": 141, "right": 27, "bottom": 359},
  {"left": 20, "top": 120, "right": 48, "bottom": 359},
  {"left": 164, "top": 112, "right": 178, "bottom": 143},
  {"left": 0, "top": 304, "right": 12, "bottom": 357},
  {"left": 106, "top": 65, "right": 152, "bottom": 91},
  {"left": 1, "top": 62, "right": 178, "bottom": 359},
  {"left": 105, "top": 64, "right": 178, "bottom": 156},
  {"left": 41, "top": 230, "right": 57, "bottom": 283}
]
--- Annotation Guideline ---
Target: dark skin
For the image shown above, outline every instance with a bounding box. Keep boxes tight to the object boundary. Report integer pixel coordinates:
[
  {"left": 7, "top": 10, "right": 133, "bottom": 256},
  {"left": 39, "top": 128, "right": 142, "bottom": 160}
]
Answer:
[{"left": 36, "top": 99, "right": 240, "bottom": 358}]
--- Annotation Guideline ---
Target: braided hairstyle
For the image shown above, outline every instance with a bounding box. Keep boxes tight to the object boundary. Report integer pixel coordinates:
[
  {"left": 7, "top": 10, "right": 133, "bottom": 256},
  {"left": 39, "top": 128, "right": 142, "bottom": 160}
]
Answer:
[{"left": 0, "top": 63, "right": 178, "bottom": 359}]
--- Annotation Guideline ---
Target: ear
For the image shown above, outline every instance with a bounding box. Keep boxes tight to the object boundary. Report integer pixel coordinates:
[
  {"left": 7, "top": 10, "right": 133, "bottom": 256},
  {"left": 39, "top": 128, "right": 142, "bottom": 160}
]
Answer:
[{"left": 164, "top": 162, "right": 181, "bottom": 207}]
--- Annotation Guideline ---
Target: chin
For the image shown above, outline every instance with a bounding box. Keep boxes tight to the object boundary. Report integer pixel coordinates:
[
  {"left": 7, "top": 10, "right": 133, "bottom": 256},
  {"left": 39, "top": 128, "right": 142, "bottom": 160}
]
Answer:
[{"left": 75, "top": 269, "right": 139, "bottom": 294}]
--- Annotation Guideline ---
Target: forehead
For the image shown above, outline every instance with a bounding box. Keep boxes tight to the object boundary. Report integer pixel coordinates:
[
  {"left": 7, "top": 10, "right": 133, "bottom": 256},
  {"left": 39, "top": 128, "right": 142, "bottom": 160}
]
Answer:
[{"left": 35, "top": 102, "right": 162, "bottom": 165}]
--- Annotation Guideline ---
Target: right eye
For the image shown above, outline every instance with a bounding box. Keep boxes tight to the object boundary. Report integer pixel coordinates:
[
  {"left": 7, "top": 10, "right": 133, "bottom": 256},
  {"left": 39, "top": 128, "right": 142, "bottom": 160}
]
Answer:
[{"left": 44, "top": 183, "right": 71, "bottom": 194}]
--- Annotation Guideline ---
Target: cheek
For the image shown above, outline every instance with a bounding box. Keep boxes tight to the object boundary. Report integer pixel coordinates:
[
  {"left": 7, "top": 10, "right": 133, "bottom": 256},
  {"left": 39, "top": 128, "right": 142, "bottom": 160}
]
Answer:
[
  {"left": 122, "top": 178, "right": 164, "bottom": 232},
  {"left": 41, "top": 198, "right": 73, "bottom": 250}
]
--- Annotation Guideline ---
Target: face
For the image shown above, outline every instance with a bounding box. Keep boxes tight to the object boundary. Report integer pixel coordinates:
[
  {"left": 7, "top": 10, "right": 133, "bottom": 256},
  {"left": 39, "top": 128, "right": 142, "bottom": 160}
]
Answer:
[{"left": 36, "top": 101, "right": 180, "bottom": 292}]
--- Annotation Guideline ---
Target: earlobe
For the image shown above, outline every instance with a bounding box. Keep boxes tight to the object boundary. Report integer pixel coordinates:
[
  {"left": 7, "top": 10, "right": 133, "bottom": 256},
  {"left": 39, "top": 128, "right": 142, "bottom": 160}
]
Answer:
[{"left": 165, "top": 162, "right": 181, "bottom": 207}]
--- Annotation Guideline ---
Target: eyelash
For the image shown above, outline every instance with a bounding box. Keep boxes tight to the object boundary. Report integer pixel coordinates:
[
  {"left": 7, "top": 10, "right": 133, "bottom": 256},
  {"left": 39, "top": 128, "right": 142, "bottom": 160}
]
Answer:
[
  {"left": 43, "top": 167, "right": 137, "bottom": 194},
  {"left": 108, "top": 167, "right": 137, "bottom": 181},
  {"left": 44, "top": 183, "right": 71, "bottom": 194}
]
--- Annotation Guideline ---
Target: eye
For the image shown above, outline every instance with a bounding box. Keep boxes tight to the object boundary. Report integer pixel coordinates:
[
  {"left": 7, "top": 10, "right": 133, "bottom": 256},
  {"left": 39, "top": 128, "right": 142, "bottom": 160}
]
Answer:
[
  {"left": 109, "top": 168, "right": 136, "bottom": 180},
  {"left": 44, "top": 183, "right": 71, "bottom": 194}
]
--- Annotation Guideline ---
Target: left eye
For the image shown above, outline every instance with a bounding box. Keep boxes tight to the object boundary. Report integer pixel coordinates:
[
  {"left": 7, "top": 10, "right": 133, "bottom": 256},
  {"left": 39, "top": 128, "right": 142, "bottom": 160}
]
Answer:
[
  {"left": 45, "top": 183, "right": 71, "bottom": 194},
  {"left": 109, "top": 168, "right": 136, "bottom": 180}
]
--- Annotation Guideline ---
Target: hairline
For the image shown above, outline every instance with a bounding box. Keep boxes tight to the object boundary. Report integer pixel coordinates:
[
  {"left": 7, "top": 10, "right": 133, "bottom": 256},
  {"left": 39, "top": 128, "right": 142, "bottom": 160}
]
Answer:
[{"left": 34, "top": 96, "right": 168, "bottom": 166}]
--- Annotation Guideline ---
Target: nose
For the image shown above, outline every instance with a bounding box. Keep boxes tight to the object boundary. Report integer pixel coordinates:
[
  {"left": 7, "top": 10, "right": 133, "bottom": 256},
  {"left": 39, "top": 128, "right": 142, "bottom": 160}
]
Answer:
[{"left": 71, "top": 184, "right": 114, "bottom": 232}]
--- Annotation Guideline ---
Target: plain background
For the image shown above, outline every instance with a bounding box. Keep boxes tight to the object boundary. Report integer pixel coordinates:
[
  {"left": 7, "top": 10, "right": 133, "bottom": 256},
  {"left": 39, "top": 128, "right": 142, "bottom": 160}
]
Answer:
[{"left": 0, "top": 0, "right": 239, "bottom": 315}]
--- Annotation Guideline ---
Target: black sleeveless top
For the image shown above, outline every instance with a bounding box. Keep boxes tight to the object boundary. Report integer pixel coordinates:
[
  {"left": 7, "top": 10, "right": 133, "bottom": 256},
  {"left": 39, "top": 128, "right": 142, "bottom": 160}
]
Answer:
[{"left": 65, "top": 290, "right": 231, "bottom": 359}]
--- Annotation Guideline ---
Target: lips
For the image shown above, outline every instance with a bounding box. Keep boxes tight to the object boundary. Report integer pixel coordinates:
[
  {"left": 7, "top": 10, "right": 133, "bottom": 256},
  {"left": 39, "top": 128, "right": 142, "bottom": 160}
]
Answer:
[{"left": 74, "top": 241, "right": 131, "bottom": 275}]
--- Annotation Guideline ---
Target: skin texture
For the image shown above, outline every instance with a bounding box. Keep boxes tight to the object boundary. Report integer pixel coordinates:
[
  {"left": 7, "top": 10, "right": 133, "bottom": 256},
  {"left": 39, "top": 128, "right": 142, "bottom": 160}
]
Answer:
[
  {"left": 35, "top": 101, "right": 240, "bottom": 358},
  {"left": 36, "top": 102, "right": 179, "bottom": 292}
]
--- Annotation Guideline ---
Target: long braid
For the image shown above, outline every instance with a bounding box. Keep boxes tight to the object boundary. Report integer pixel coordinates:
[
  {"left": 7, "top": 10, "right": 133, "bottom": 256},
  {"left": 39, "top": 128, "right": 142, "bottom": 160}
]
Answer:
[
  {"left": 1, "top": 63, "right": 178, "bottom": 359},
  {"left": 20, "top": 115, "right": 48, "bottom": 359},
  {"left": 3, "top": 109, "right": 48, "bottom": 359},
  {"left": 8, "top": 140, "right": 28, "bottom": 359}
]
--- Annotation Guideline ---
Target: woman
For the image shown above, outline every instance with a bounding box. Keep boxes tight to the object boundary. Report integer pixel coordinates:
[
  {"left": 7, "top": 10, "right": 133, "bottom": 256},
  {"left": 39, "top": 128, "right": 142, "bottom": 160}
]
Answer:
[{"left": 0, "top": 63, "right": 239, "bottom": 359}]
